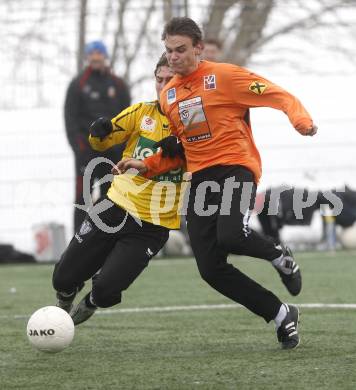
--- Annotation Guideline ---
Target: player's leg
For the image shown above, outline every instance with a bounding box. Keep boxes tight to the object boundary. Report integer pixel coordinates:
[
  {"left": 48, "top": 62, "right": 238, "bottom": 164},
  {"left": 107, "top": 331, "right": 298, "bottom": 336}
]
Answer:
[
  {"left": 216, "top": 166, "right": 301, "bottom": 296},
  {"left": 187, "top": 206, "right": 282, "bottom": 321},
  {"left": 70, "top": 220, "right": 169, "bottom": 325},
  {"left": 187, "top": 170, "right": 299, "bottom": 349},
  {"left": 188, "top": 210, "right": 299, "bottom": 348},
  {"left": 52, "top": 200, "right": 128, "bottom": 311},
  {"left": 256, "top": 189, "right": 281, "bottom": 244}
]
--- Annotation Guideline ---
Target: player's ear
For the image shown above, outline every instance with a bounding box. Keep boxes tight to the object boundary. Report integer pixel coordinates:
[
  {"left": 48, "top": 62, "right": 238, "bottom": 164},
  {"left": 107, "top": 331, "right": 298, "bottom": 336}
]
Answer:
[{"left": 194, "top": 42, "right": 203, "bottom": 56}]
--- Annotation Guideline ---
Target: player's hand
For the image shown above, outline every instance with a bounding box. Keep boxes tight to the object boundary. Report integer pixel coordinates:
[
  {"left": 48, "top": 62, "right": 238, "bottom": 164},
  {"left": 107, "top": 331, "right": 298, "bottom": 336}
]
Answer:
[
  {"left": 154, "top": 135, "right": 185, "bottom": 159},
  {"left": 305, "top": 124, "right": 318, "bottom": 136},
  {"left": 89, "top": 117, "right": 112, "bottom": 139},
  {"left": 111, "top": 158, "right": 148, "bottom": 175}
]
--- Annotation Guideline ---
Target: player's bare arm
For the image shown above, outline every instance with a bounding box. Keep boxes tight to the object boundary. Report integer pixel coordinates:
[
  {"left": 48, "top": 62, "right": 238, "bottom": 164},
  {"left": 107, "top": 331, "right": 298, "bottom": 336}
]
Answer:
[{"left": 112, "top": 158, "right": 148, "bottom": 175}]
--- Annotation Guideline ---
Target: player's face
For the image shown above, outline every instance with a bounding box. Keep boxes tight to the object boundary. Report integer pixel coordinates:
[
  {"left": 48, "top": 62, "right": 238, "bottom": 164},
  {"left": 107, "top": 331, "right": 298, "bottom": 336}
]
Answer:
[
  {"left": 87, "top": 50, "right": 107, "bottom": 70},
  {"left": 155, "top": 65, "right": 174, "bottom": 98},
  {"left": 164, "top": 35, "right": 202, "bottom": 76}
]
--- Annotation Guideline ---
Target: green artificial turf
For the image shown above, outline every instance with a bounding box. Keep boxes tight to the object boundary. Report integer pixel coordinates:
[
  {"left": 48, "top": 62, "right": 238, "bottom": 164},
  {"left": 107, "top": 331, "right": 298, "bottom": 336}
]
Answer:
[{"left": 1, "top": 250, "right": 356, "bottom": 389}]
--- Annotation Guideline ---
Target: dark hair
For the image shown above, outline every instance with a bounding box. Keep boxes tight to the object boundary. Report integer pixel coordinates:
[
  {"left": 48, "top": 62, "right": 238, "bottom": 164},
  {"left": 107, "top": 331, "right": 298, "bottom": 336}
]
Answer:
[
  {"left": 162, "top": 17, "right": 203, "bottom": 46},
  {"left": 204, "top": 38, "right": 222, "bottom": 50},
  {"left": 154, "top": 53, "right": 169, "bottom": 76}
]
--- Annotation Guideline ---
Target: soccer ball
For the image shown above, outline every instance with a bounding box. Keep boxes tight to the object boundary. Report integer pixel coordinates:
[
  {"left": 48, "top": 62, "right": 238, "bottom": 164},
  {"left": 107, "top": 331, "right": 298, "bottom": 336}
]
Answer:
[{"left": 27, "top": 306, "right": 75, "bottom": 353}]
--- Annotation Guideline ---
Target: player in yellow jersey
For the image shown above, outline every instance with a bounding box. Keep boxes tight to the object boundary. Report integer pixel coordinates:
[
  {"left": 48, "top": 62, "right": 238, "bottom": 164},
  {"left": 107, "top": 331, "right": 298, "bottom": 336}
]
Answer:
[{"left": 52, "top": 55, "right": 182, "bottom": 325}]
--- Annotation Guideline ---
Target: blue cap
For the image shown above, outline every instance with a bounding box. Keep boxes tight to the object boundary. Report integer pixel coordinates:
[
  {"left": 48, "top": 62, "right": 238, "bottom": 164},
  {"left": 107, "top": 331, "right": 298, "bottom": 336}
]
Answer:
[{"left": 85, "top": 41, "right": 108, "bottom": 57}]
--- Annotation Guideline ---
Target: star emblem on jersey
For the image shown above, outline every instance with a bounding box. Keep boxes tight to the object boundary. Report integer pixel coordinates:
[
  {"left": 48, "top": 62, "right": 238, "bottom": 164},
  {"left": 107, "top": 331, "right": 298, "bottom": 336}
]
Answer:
[{"left": 248, "top": 81, "right": 267, "bottom": 95}]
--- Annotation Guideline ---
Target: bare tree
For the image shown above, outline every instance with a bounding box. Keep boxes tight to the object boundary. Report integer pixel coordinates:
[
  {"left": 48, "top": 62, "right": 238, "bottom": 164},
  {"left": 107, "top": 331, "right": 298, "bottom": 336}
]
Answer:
[
  {"left": 2, "top": 0, "right": 356, "bottom": 110},
  {"left": 110, "top": 0, "right": 156, "bottom": 84},
  {"left": 203, "top": 0, "right": 237, "bottom": 38},
  {"left": 225, "top": 0, "right": 274, "bottom": 65},
  {"left": 163, "top": 0, "right": 189, "bottom": 21},
  {"left": 101, "top": 0, "right": 114, "bottom": 39},
  {"left": 163, "top": 0, "right": 173, "bottom": 22},
  {"left": 77, "top": 0, "right": 88, "bottom": 72},
  {"left": 203, "top": 0, "right": 356, "bottom": 67},
  {"left": 110, "top": 0, "right": 129, "bottom": 69}
]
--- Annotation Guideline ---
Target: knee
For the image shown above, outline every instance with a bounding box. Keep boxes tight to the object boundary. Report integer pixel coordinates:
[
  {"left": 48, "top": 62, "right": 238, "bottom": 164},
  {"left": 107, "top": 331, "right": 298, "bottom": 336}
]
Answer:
[
  {"left": 197, "top": 262, "right": 220, "bottom": 286},
  {"left": 92, "top": 283, "right": 122, "bottom": 308},
  {"left": 52, "top": 269, "right": 74, "bottom": 294}
]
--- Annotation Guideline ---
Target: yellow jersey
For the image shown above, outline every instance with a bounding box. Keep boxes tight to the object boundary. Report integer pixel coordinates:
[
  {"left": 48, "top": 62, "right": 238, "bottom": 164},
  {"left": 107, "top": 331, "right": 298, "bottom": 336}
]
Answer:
[{"left": 89, "top": 101, "right": 184, "bottom": 229}]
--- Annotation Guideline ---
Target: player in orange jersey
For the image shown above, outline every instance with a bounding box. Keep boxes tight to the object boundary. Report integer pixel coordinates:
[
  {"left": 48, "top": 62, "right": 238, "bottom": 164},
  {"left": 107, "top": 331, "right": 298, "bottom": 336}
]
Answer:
[{"left": 114, "top": 17, "right": 318, "bottom": 349}]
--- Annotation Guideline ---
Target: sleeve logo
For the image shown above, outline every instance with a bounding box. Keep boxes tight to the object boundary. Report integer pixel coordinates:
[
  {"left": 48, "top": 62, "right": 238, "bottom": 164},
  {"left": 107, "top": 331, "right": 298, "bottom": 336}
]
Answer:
[
  {"left": 167, "top": 88, "right": 176, "bottom": 104},
  {"left": 248, "top": 81, "right": 267, "bottom": 95}
]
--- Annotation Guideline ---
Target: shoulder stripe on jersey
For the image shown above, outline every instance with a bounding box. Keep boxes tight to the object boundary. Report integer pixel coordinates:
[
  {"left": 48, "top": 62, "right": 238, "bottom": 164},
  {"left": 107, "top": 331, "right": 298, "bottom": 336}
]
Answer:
[
  {"left": 113, "top": 125, "right": 126, "bottom": 133},
  {"left": 112, "top": 103, "right": 143, "bottom": 131}
]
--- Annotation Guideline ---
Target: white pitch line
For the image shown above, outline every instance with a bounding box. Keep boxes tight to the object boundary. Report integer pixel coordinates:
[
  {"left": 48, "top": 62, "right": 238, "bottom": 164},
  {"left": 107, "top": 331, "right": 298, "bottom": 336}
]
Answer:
[
  {"left": 97, "top": 303, "right": 356, "bottom": 315},
  {"left": 2, "top": 303, "right": 356, "bottom": 321}
]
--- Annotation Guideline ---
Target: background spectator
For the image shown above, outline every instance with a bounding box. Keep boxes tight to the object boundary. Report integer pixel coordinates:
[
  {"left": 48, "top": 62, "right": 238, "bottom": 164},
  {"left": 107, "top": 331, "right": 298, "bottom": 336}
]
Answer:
[
  {"left": 202, "top": 38, "right": 222, "bottom": 61},
  {"left": 64, "top": 41, "right": 131, "bottom": 232}
]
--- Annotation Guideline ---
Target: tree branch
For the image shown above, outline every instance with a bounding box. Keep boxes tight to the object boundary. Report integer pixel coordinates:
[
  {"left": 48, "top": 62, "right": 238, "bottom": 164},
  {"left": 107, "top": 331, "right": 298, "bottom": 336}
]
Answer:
[{"left": 123, "top": 0, "right": 156, "bottom": 81}]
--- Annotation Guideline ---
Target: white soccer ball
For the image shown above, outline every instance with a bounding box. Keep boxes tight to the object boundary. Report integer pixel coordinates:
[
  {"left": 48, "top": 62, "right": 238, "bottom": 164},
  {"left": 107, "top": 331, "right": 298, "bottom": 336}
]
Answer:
[{"left": 27, "top": 306, "right": 75, "bottom": 353}]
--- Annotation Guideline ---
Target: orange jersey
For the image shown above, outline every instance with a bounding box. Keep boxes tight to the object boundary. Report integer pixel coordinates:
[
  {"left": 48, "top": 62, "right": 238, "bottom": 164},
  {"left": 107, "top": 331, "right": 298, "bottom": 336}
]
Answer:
[{"left": 143, "top": 61, "right": 313, "bottom": 183}]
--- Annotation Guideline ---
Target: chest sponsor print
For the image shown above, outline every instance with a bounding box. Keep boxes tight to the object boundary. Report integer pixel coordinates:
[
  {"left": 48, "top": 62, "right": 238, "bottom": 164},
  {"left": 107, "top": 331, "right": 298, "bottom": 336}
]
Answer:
[
  {"left": 140, "top": 115, "right": 156, "bottom": 132},
  {"left": 132, "top": 136, "right": 183, "bottom": 183},
  {"left": 178, "top": 96, "right": 211, "bottom": 142}
]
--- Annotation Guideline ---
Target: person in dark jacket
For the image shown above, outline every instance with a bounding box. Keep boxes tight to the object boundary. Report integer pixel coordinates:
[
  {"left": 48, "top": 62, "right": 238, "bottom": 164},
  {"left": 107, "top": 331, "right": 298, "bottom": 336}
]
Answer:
[{"left": 64, "top": 40, "right": 131, "bottom": 232}]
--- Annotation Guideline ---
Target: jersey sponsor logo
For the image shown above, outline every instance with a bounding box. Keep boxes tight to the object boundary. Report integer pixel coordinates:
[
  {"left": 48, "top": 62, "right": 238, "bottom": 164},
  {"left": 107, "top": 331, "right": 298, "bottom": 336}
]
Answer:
[
  {"left": 178, "top": 96, "right": 212, "bottom": 142},
  {"left": 140, "top": 115, "right": 156, "bottom": 132},
  {"left": 203, "top": 74, "right": 216, "bottom": 90},
  {"left": 132, "top": 136, "right": 183, "bottom": 182},
  {"left": 79, "top": 220, "right": 92, "bottom": 236},
  {"left": 167, "top": 88, "right": 176, "bottom": 104},
  {"left": 133, "top": 144, "right": 155, "bottom": 161},
  {"left": 248, "top": 81, "right": 267, "bottom": 95}
]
